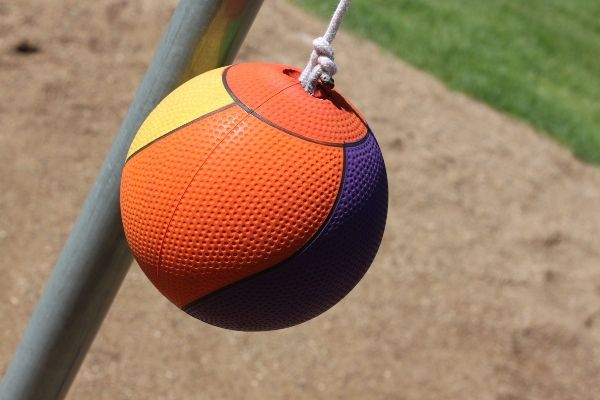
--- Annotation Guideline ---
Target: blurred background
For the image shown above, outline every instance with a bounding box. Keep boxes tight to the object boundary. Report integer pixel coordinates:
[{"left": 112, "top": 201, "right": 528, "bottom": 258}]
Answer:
[{"left": 1, "top": 0, "right": 599, "bottom": 399}]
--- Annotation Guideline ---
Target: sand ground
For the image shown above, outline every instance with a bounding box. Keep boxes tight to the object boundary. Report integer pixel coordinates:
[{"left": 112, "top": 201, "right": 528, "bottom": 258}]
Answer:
[{"left": 1, "top": 1, "right": 600, "bottom": 399}]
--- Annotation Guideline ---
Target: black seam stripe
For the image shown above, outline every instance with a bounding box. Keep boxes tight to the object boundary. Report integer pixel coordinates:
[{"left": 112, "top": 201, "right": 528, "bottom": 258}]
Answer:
[
  {"left": 252, "top": 110, "right": 367, "bottom": 148},
  {"left": 222, "top": 65, "right": 253, "bottom": 114},
  {"left": 125, "top": 103, "right": 236, "bottom": 165},
  {"left": 182, "top": 139, "right": 351, "bottom": 312},
  {"left": 221, "top": 64, "right": 368, "bottom": 148},
  {"left": 344, "top": 127, "right": 373, "bottom": 147}
]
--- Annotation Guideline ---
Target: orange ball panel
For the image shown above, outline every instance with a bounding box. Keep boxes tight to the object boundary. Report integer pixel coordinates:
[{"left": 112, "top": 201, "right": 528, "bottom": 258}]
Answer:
[
  {"left": 157, "top": 116, "right": 344, "bottom": 307},
  {"left": 255, "top": 83, "right": 367, "bottom": 145},
  {"left": 225, "top": 63, "right": 367, "bottom": 145},
  {"left": 225, "top": 63, "right": 299, "bottom": 110},
  {"left": 120, "top": 105, "right": 246, "bottom": 284}
]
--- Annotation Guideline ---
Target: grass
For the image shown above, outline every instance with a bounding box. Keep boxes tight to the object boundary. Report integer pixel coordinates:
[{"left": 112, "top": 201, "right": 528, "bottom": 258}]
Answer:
[{"left": 295, "top": 0, "right": 600, "bottom": 164}]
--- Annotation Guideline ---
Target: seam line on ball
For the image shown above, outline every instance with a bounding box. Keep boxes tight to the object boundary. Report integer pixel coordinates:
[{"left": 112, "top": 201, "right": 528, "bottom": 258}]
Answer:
[
  {"left": 181, "top": 140, "right": 349, "bottom": 313},
  {"left": 249, "top": 109, "right": 340, "bottom": 148},
  {"left": 155, "top": 77, "right": 307, "bottom": 291},
  {"left": 222, "top": 65, "right": 253, "bottom": 114},
  {"left": 343, "top": 128, "right": 372, "bottom": 147},
  {"left": 249, "top": 110, "right": 372, "bottom": 149},
  {"left": 124, "top": 103, "right": 236, "bottom": 164}
]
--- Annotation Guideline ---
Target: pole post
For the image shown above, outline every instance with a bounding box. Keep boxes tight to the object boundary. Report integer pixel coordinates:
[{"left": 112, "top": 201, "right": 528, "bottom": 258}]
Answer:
[{"left": 0, "top": 1, "right": 263, "bottom": 399}]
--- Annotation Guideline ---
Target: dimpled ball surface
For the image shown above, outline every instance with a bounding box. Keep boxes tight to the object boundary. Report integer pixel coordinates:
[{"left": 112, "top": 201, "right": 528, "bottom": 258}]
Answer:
[{"left": 120, "top": 63, "right": 388, "bottom": 331}]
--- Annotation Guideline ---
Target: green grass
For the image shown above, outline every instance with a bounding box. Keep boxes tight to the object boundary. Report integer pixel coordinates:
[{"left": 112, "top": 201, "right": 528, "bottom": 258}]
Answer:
[{"left": 295, "top": 0, "right": 600, "bottom": 164}]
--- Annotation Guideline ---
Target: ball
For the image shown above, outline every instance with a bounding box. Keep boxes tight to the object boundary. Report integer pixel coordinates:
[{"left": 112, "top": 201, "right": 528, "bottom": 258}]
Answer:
[{"left": 120, "top": 63, "right": 388, "bottom": 331}]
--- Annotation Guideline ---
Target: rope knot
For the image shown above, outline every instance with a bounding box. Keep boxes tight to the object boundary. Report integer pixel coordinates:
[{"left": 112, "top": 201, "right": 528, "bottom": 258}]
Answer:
[
  {"left": 299, "top": 0, "right": 351, "bottom": 95},
  {"left": 299, "top": 37, "right": 337, "bottom": 94},
  {"left": 313, "top": 37, "right": 334, "bottom": 59},
  {"left": 313, "top": 37, "right": 337, "bottom": 81}
]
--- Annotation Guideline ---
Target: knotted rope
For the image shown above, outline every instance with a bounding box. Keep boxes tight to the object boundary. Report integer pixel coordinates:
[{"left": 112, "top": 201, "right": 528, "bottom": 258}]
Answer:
[{"left": 299, "top": 0, "right": 351, "bottom": 95}]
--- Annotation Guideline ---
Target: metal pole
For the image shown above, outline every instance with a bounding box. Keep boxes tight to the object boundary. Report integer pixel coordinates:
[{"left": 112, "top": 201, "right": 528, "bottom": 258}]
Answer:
[{"left": 0, "top": 1, "right": 263, "bottom": 399}]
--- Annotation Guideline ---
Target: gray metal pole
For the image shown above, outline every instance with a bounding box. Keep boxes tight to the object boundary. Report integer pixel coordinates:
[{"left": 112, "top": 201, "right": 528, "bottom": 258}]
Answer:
[{"left": 0, "top": 1, "right": 262, "bottom": 399}]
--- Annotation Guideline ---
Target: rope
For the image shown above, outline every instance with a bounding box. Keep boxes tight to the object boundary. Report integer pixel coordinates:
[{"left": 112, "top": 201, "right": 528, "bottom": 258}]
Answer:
[{"left": 299, "top": 0, "right": 351, "bottom": 95}]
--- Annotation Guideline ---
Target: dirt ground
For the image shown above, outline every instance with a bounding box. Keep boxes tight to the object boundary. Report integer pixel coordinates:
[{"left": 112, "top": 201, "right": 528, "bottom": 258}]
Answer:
[{"left": 2, "top": 1, "right": 600, "bottom": 399}]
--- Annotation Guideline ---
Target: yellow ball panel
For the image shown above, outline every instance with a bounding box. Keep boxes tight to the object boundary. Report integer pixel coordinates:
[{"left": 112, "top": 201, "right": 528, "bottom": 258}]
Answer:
[{"left": 126, "top": 66, "right": 234, "bottom": 160}]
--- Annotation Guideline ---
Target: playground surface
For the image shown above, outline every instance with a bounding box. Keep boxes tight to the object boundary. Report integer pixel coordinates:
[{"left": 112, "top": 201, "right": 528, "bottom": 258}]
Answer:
[{"left": 1, "top": 1, "right": 600, "bottom": 399}]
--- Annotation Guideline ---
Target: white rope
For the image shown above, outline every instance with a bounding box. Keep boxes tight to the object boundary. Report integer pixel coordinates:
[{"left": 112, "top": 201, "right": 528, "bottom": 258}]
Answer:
[{"left": 299, "top": 0, "right": 351, "bottom": 95}]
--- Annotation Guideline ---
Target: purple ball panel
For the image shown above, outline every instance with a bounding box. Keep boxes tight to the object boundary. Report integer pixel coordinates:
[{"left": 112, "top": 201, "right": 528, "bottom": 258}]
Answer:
[{"left": 184, "top": 132, "right": 388, "bottom": 331}]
